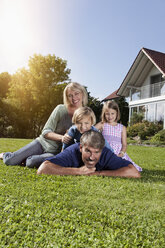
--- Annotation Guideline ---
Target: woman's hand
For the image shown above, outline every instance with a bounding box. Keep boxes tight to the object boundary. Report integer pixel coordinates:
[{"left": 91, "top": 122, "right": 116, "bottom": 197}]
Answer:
[{"left": 62, "top": 133, "right": 72, "bottom": 144}]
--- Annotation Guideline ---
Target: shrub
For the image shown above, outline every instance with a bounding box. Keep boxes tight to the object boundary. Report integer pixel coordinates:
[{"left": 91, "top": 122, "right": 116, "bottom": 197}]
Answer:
[
  {"left": 150, "top": 129, "right": 165, "bottom": 143},
  {"left": 130, "top": 112, "right": 144, "bottom": 125},
  {"left": 127, "top": 121, "right": 163, "bottom": 140},
  {"left": 127, "top": 122, "right": 145, "bottom": 137}
]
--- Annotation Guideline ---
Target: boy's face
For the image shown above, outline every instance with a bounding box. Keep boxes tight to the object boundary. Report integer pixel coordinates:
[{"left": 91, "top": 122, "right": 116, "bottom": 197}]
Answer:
[
  {"left": 75, "top": 116, "right": 92, "bottom": 134},
  {"left": 80, "top": 144, "right": 102, "bottom": 168}
]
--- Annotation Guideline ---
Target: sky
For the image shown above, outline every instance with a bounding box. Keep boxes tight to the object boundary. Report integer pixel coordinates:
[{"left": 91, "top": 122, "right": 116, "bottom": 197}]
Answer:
[{"left": 0, "top": 0, "right": 165, "bottom": 100}]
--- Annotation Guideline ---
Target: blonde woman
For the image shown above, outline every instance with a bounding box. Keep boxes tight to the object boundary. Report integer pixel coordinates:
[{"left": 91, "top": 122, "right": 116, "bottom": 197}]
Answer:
[{"left": 0, "top": 82, "right": 88, "bottom": 168}]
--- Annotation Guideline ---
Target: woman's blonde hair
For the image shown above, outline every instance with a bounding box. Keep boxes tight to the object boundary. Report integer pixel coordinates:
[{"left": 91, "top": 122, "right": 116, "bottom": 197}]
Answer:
[
  {"left": 72, "top": 106, "right": 96, "bottom": 125},
  {"left": 63, "top": 82, "right": 88, "bottom": 106},
  {"left": 101, "top": 100, "right": 120, "bottom": 122}
]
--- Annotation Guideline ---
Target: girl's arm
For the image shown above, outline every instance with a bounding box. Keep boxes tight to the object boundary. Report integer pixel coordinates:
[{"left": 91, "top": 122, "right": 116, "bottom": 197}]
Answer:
[
  {"left": 118, "top": 125, "right": 127, "bottom": 157},
  {"left": 95, "top": 122, "right": 103, "bottom": 132}
]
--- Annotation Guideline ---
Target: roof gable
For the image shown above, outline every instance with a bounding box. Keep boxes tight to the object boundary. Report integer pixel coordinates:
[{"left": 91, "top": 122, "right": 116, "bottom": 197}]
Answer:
[
  {"left": 118, "top": 47, "right": 165, "bottom": 97},
  {"left": 142, "top": 48, "right": 165, "bottom": 75}
]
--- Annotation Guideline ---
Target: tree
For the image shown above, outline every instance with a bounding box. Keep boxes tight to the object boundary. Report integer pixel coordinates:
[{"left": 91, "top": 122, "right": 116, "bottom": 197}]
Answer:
[
  {"left": 28, "top": 54, "right": 70, "bottom": 136},
  {"left": 87, "top": 92, "right": 103, "bottom": 123},
  {"left": 0, "top": 72, "right": 12, "bottom": 137},
  {"left": 0, "top": 72, "right": 11, "bottom": 98},
  {"left": 115, "top": 97, "right": 129, "bottom": 126},
  {"left": 6, "top": 54, "right": 71, "bottom": 138}
]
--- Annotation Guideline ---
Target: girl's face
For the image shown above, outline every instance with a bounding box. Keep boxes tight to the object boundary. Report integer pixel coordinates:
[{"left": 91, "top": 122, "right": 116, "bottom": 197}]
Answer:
[
  {"left": 104, "top": 108, "right": 117, "bottom": 123},
  {"left": 67, "top": 89, "right": 83, "bottom": 108},
  {"left": 75, "top": 115, "right": 92, "bottom": 134}
]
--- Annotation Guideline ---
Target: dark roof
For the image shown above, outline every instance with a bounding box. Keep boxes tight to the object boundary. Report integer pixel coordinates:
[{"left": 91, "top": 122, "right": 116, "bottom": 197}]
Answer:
[
  {"left": 102, "top": 89, "right": 120, "bottom": 102},
  {"left": 117, "top": 47, "right": 165, "bottom": 97},
  {"left": 102, "top": 48, "right": 165, "bottom": 99},
  {"left": 143, "top": 48, "right": 165, "bottom": 75}
]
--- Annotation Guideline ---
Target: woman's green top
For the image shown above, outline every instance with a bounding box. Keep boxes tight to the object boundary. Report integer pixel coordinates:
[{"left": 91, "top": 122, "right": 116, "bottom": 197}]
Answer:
[{"left": 37, "top": 104, "right": 72, "bottom": 154}]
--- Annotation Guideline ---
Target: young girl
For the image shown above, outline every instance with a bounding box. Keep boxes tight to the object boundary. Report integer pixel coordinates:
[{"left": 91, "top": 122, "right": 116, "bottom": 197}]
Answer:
[
  {"left": 95, "top": 101, "right": 142, "bottom": 171},
  {"left": 62, "top": 106, "right": 113, "bottom": 152}
]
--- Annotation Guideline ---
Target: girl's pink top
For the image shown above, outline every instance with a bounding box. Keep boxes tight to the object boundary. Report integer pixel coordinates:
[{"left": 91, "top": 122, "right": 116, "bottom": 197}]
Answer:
[{"left": 102, "top": 123, "right": 142, "bottom": 171}]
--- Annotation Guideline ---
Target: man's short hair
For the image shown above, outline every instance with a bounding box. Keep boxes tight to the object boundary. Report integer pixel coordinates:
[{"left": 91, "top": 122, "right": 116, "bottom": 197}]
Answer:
[{"left": 80, "top": 130, "right": 105, "bottom": 150}]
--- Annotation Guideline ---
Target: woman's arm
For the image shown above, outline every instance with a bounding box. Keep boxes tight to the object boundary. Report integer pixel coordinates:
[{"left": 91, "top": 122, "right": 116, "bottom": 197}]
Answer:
[
  {"left": 42, "top": 105, "right": 70, "bottom": 142},
  {"left": 118, "top": 125, "right": 127, "bottom": 157},
  {"left": 44, "top": 132, "right": 64, "bottom": 142}
]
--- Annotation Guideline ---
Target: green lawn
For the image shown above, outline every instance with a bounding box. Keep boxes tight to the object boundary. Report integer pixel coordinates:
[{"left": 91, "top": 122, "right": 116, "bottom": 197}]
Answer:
[{"left": 0, "top": 138, "right": 165, "bottom": 248}]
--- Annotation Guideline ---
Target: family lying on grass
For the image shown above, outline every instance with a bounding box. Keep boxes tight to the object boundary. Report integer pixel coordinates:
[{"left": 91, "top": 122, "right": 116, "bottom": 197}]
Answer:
[{"left": 0, "top": 82, "right": 142, "bottom": 178}]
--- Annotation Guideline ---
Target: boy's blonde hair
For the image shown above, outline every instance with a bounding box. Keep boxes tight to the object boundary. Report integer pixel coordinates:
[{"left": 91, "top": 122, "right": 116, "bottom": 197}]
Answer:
[
  {"left": 63, "top": 82, "right": 88, "bottom": 107},
  {"left": 72, "top": 106, "right": 96, "bottom": 125},
  {"left": 101, "top": 100, "right": 120, "bottom": 122}
]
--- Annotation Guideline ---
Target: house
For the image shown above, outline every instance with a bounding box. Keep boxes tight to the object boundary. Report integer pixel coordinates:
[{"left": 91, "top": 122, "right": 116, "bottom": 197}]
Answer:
[{"left": 104, "top": 48, "right": 165, "bottom": 129}]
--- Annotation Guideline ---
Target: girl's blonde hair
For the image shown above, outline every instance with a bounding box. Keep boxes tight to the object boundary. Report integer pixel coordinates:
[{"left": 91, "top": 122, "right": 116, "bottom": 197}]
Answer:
[
  {"left": 63, "top": 82, "right": 88, "bottom": 106},
  {"left": 72, "top": 106, "right": 96, "bottom": 125},
  {"left": 101, "top": 100, "right": 120, "bottom": 122}
]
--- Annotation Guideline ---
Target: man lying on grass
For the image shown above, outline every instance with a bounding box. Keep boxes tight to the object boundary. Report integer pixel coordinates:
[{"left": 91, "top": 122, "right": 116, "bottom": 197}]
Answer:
[{"left": 37, "top": 130, "right": 141, "bottom": 178}]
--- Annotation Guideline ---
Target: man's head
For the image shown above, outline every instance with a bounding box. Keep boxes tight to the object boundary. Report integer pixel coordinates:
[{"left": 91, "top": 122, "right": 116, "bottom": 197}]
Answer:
[{"left": 80, "top": 130, "right": 105, "bottom": 168}]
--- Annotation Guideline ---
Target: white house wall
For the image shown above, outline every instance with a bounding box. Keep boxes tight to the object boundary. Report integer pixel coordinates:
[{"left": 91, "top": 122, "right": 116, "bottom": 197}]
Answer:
[
  {"left": 129, "top": 95, "right": 165, "bottom": 106},
  {"left": 129, "top": 98, "right": 165, "bottom": 129}
]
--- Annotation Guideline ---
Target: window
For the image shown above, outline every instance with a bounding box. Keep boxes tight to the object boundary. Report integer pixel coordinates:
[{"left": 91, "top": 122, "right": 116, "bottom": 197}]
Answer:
[
  {"left": 131, "top": 88, "right": 140, "bottom": 101},
  {"left": 131, "top": 107, "right": 137, "bottom": 115},
  {"left": 150, "top": 74, "right": 163, "bottom": 97}
]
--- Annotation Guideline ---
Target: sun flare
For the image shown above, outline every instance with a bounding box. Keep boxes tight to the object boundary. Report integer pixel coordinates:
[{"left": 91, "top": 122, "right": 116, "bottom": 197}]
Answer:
[{"left": 0, "top": 0, "right": 37, "bottom": 73}]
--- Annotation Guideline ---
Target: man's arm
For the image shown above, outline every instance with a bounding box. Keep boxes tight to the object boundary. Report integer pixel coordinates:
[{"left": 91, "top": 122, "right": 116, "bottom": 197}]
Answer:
[
  {"left": 37, "top": 160, "right": 95, "bottom": 175},
  {"left": 91, "top": 164, "right": 141, "bottom": 178},
  {"left": 37, "top": 161, "right": 140, "bottom": 178}
]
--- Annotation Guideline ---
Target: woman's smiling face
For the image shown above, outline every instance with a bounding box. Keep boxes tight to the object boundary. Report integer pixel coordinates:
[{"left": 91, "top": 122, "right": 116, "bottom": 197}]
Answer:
[{"left": 67, "top": 89, "right": 83, "bottom": 108}]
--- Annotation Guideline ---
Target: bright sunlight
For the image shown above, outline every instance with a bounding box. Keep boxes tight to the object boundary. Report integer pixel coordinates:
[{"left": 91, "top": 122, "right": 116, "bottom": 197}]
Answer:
[{"left": 0, "top": 0, "right": 38, "bottom": 73}]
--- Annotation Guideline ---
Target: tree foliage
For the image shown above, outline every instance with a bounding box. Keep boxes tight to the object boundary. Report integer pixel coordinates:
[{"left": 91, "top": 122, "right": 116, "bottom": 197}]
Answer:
[
  {"left": 87, "top": 89, "right": 103, "bottom": 123},
  {"left": 2, "top": 54, "right": 70, "bottom": 138},
  {"left": 115, "top": 97, "right": 129, "bottom": 126},
  {"left": 0, "top": 72, "right": 11, "bottom": 98}
]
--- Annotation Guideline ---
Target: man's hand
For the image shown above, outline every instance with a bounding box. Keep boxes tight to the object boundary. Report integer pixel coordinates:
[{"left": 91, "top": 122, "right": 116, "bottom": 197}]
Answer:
[{"left": 78, "top": 165, "right": 96, "bottom": 175}]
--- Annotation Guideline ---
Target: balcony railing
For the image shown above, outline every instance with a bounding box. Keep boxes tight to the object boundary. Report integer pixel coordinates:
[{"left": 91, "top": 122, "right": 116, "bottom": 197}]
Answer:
[{"left": 130, "top": 81, "right": 165, "bottom": 101}]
